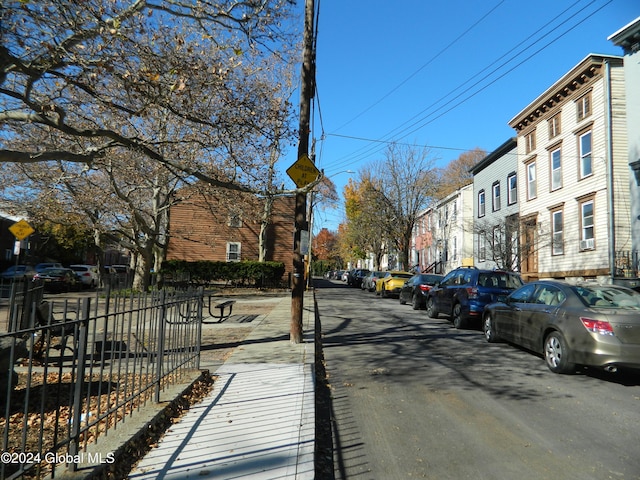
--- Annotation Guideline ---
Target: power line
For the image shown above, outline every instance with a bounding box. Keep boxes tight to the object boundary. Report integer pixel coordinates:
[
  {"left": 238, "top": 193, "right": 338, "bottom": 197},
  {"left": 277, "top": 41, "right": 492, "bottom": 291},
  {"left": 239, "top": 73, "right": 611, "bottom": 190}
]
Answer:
[
  {"left": 318, "top": 0, "right": 612, "bottom": 173},
  {"left": 332, "top": 0, "right": 506, "bottom": 133}
]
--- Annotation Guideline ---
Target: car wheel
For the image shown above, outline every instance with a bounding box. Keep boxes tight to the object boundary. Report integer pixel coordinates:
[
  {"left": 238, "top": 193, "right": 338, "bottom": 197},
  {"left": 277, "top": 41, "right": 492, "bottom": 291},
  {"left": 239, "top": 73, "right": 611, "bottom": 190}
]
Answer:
[
  {"left": 544, "top": 331, "right": 575, "bottom": 374},
  {"left": 452, "top": 303, "right": 467, "bottom": 329},
  {"left": 399, "top": 293, "right": 406, "bottom": 305},
  {"left": 483, "top": 313, "right": 499, "bottom": 343},
  {"left": 426, "top": 298, "right": 439, "bottom": 318},
  {"left": 411, "top": 294, "right": 421, "bottom": 310}
]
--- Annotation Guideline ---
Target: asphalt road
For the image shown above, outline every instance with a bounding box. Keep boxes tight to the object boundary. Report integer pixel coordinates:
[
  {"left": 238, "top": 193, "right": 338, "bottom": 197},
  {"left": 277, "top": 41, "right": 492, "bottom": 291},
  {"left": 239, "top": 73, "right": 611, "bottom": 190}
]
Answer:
[{"left": 314, "top": 277, "right": 640, "bottom": 480}]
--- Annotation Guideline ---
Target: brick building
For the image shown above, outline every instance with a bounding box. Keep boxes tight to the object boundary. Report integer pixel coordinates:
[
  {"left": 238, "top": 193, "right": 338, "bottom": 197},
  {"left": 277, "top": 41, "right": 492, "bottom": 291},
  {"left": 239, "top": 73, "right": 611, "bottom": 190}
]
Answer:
[{"left": 166, "top": 191, "right": 295, "bottom": 277}]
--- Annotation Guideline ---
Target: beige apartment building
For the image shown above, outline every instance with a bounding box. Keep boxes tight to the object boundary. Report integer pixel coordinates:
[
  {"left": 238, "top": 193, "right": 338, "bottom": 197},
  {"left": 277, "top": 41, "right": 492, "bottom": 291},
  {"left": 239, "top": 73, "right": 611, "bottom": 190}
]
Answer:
[{"left": 508, "top": 54, "right": 629, "bottom": 282}]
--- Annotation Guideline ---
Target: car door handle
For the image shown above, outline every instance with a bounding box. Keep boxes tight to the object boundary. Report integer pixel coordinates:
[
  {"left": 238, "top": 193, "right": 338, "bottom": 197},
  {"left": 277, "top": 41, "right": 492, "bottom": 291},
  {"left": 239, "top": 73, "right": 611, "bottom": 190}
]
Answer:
[{"left": 513, "top": 307, "right": 522, "bottom": 311}]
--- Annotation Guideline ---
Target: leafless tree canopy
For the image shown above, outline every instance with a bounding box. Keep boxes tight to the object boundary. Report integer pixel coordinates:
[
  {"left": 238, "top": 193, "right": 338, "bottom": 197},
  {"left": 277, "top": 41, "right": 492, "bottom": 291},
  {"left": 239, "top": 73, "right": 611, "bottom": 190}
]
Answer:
[{"left": 1, "top": 0, "right": 298, "bottom": 191}]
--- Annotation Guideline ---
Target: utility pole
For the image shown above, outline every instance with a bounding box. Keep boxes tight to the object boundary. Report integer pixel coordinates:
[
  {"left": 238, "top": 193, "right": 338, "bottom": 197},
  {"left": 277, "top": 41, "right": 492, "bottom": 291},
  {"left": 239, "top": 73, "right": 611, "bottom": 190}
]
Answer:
[{"left": 291, "top": 0, "right": 316, "bottom": 343}]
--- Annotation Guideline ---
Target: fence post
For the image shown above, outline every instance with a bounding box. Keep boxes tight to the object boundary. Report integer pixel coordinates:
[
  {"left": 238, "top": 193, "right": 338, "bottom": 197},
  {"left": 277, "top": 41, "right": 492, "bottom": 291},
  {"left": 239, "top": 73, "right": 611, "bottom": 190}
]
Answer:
[
  {"left": 69, "top": 297, "right": 91, "bottom": 470},
  {"left": 195, "top": 287, "right": 204, "bottom": 370},
  {"left": 155, "top": 289, "right": 167, "bottom": 403}
]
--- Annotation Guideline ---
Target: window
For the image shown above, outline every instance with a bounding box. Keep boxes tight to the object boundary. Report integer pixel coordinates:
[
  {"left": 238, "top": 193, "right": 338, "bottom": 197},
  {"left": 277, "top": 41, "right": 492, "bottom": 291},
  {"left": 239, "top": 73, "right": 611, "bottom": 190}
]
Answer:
[
  {"left": 579, "top": 131, "right": 593, "bottom": 178},
  {"left": 525, "top": 131, "right": 536, "bottom": 153},
  {"left": 551, "top": 208, "right": 563, "bottom": 255},
  {"left": 548, "top": 114, "right": 561, "bottom": 138},
  {"left": 576, "top": 92, "right": 591, "bottom": 122},
  {"left": 507, "top": 173, "right": 517, "bottom": 205},
  {"left": 493, "top": 225, "right": 502, "bottom": 251},
  {"left": 228, "top": 214, "right": 242, "bottom": 228},
  {"left": 527, "top": 162, "right": 537, "bottom": 200},
  {"left": 226, "top": 242, "right": 241, "bottom": 261},
  {"left": 551, "top": 148, "right": 562, "bottom": 190},
  {"left": 478, "top": 233, "right": 486, "bottom": 262},
  {"left": 453, "top": 236, "right": 458, "bottom": 261},
  {"left": 492, "top": 182, "right": 501, "bottom": 211},
  {"left": 580, "top": 199, "right": 595, "bottom": 250},
  {"left": 478, "top": 190, "right": 485, "bottom": 217}
]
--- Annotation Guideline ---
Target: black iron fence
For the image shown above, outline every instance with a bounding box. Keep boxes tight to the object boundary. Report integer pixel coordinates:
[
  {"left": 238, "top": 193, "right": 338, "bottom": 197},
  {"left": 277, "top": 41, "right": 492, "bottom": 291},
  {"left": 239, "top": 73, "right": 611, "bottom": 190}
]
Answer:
[{"left": 0, "top": 283, "right": 205, "bottom": 479}]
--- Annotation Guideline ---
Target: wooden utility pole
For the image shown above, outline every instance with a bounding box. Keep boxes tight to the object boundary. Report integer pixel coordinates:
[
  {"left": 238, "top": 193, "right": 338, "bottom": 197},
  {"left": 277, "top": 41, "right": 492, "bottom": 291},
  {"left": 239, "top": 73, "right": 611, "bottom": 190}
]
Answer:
[{"left": 291, "top": 0, "right": 316, "bottom": 343}]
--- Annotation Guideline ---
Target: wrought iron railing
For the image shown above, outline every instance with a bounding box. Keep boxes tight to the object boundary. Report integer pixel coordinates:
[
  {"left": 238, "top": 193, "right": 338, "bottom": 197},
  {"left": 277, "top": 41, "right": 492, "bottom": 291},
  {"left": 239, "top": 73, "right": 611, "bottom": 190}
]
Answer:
[{"left": 0, "top": 285, "right": 204, "bottom": 479}]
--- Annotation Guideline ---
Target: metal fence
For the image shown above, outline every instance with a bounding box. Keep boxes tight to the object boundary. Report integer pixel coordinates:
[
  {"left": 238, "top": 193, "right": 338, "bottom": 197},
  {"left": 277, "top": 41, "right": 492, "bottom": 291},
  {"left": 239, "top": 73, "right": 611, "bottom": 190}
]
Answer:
[{"left": 0, "top": 283, "right": 205, "bottom": 479}]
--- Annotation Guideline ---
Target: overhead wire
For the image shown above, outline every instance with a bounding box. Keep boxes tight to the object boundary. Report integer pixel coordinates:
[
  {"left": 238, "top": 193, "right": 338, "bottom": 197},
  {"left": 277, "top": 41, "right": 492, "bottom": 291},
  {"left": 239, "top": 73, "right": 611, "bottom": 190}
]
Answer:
[
  {"left": 320, "top": 1, "right": 507, "bottom": 174},
  {"left": 320, "top": 0, "right": 612, "bottom": 175}
]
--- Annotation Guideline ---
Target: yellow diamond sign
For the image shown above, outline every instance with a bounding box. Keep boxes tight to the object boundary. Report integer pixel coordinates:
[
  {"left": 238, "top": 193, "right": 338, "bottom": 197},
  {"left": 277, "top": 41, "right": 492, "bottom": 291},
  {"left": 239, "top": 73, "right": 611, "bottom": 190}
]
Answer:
[
  {"left": 286, "top": 154, "right": 321, "bottom": 188},
  {"left": 9, "top": 219, "right": 35, "bottom": 241}
]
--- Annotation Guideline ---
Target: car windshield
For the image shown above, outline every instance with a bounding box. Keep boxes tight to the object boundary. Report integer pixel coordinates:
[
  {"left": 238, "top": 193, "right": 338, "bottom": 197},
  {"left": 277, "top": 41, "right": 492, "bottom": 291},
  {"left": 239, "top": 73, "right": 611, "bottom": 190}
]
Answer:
[
  {"left": 419, "top": 274, "right": 442, "bottom": 284},
  {"left": 477, "top": 272, "right": 523, "bottom": 289},
  {"left": 573, "top": 285, "right": 640, "bottom": 309}
]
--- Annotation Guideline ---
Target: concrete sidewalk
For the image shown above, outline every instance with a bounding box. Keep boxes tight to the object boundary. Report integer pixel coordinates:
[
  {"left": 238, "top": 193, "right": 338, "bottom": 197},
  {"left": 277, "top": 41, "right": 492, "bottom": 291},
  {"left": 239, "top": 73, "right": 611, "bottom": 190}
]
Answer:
[{"left": 128, "top": 293, "right": 316, "bottom": 480}]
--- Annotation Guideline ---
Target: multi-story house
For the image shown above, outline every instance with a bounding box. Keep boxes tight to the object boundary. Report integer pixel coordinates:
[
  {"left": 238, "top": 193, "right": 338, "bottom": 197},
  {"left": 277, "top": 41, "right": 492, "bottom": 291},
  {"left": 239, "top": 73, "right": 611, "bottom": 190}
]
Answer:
[
  {"left": 507, "top": 54, "right": 629, "bottom": 283},
  {"left": 609, "top": 16, "right": 640, "bottom": 282},
  {"left": 415, "top": 183, "right": 474, "bottom": 274},
  {"left": 469, "top": 138, "right": 519, "bottom": 271}
]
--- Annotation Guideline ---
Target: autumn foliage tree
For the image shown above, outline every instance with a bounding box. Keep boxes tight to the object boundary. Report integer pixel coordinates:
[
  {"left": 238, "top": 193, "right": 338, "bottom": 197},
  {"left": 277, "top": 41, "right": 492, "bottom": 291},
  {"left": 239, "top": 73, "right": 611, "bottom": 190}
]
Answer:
[{"left": 435, "top": 147, "right": 487, "bottom": 198}]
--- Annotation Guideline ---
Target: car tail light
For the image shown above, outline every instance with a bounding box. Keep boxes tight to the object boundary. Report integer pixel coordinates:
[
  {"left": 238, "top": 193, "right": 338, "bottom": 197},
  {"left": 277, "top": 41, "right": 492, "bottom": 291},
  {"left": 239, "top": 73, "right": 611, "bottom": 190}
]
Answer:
[
  {"left": 580, "top": 317, "right": 614, "bottom": 336},
  {"left": 81, "top": 272, "right": 90, "bottom": 276},
  {"left": 466, "top": 287, "right": 479, "bottom": 299},
  {"left": 419, "top": 285, "right": 431, "bottom": 293}
]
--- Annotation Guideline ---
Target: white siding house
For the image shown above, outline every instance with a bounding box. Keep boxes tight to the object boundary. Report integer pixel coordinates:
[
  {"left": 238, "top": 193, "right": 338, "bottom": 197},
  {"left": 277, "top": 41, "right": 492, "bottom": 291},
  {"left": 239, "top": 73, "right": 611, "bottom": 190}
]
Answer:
[
  {"left": 414, "top": 184, "right": 474, "bottom": 274},
  {"left": 508, "top": 54, "right": 629, "bottom": 283},
  {"left": 469, "top": 138, "right": 519, "bottom": 271},
  {"left": 609, "top": 17, "right": 640, "bottom": 284}
]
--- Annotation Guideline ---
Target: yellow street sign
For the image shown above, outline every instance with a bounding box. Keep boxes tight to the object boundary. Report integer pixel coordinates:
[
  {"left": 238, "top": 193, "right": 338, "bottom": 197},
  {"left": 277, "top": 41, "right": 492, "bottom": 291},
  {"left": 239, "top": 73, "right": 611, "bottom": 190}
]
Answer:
[
  {"left": 9, "top": 219, "right": 35, "bottom": 241},
  {"left": 286, "top": 154, "right": 321, "bottom": 188}
]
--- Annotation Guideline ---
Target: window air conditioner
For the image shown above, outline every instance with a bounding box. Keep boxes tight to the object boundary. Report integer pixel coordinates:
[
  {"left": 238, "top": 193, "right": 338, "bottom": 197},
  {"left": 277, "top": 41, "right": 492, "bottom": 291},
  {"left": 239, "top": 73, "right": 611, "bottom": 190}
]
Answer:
[{"left": 580, "top": 238, "right": 595, "bottom": 250}]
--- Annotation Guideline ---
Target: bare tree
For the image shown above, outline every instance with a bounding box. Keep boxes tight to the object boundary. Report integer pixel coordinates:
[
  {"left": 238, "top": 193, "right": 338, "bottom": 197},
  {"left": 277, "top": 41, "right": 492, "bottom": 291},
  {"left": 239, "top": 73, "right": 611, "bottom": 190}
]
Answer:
[
  {"left": 1, "top": 1, "right": 300, "bottom": 286},
  {"left": 473, "top": 215, "right": 552, "bottom": 273},
  {"left": 1, "top": 1, "right": 298, "bottom": 189},
  {"left": 369, "top": 144, "right": 440, "bottom": 270}
]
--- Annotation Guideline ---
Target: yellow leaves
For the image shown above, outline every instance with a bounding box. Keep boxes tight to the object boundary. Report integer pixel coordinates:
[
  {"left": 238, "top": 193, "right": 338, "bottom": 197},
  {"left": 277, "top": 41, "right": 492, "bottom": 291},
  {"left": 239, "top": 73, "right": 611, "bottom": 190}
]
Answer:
[{"left": 145, "top": 72, "right": 161, "bottom": 82}]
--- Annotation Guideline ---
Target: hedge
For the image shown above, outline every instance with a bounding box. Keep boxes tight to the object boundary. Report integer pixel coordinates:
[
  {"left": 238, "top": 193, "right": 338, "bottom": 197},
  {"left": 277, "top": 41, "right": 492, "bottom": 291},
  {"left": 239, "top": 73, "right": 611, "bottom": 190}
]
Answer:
[{"left": 160, "top": 260, "right": 287, "bottom": 287}]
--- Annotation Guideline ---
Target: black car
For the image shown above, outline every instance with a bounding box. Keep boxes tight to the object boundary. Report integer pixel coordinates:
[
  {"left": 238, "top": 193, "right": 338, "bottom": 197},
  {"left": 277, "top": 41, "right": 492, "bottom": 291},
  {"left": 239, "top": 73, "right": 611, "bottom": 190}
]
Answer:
[
  {"left": 426, "top": 267, "right": 523, "bottom": 329},
  {"left": 399, "top": 273, "right": 443, "bottom": 310},
  {"left": 33, "top": 267, "right": 81, "bottom": 293},
  {"left": 349, "top": 269, "right": 370, "bottom": 288}
]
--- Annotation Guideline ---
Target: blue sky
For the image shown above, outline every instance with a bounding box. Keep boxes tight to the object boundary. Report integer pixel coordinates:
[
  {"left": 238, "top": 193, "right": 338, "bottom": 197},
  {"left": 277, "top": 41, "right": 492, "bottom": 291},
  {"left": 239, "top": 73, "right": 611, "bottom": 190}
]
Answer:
[{"left": 289, "top": 0, "right": 637, "bottom": 233}]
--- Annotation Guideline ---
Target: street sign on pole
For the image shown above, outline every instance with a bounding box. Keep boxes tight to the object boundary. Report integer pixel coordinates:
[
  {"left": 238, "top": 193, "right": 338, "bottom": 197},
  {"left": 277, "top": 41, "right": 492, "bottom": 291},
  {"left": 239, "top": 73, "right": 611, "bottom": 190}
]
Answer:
[
  {"left": 286, "top": 154, "right": 320, "bottom": 188},
  {"left": 9, "top": 219, "right": 35, "bottom": 241}
]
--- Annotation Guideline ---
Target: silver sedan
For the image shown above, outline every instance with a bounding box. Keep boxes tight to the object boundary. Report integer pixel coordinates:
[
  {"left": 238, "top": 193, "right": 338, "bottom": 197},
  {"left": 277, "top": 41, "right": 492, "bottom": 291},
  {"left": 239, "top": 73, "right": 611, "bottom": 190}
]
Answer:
[{"left": 483, "top": 280, "right": 640, "bottom": 374}]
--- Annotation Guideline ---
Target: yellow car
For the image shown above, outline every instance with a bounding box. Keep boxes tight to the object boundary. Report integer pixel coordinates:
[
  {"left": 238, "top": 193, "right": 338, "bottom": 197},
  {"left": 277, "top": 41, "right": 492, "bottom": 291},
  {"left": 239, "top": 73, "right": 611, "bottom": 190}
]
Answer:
[{"left": 375, "top": 271, "right": 413, "bottom": 298}]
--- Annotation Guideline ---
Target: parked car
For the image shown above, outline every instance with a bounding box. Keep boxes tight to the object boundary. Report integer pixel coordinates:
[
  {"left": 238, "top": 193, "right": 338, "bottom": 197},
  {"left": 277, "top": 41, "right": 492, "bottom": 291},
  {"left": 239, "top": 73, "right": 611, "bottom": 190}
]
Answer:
[
  {"left": 399, "top": 273, "right": 444, "bottom": 310},
  {"left": 0, "top": 265, "right": 36, "bottom": 280},
  {"left": 35, "top": 262, "right": 63, "bottom": 273},
  {"left": 375, "top": 271, "right": 413, "bottom": 298},
  {"left": 426, "top": 266, "right": 523, "bottom": 329},
  {"left": 483, "top": 280, "right": 640, "bottom": 374},
  {"left": 348, "top": 269, "right": 370, "bottom": 288},
  {"left": 362, "top": 271, "right": 385, "bottom": 292},
  {"left": 70, "top": 264, "right": 100, "bottom": 288},
  {"left": 341, "top": 270, "right": 349, "bottom": 282},
  {"left": 332, "top": 270, "right": 345, "bottom": 280},
  {"left": 33, "top": 267, "right": 81, "bottom": 293}
]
